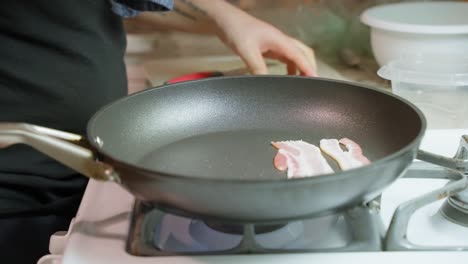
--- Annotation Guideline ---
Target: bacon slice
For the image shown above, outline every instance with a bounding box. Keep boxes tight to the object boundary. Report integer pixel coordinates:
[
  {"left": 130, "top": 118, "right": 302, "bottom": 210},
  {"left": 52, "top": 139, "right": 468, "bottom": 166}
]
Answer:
[
  {"left": 339, "top": 138, "right": 371, "bottom": 165},
  {"left": 271, "top": 140, "right": 334, "bottom": 178},
  {"left": 319, "top": 138, "right": 370, "bottom": 170}
]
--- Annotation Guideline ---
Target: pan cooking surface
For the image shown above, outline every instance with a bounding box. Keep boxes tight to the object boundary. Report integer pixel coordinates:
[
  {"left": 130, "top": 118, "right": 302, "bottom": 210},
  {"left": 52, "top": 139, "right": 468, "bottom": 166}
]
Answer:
[{"left": 137, "top": 129, "right": 380, "bottom": 180}]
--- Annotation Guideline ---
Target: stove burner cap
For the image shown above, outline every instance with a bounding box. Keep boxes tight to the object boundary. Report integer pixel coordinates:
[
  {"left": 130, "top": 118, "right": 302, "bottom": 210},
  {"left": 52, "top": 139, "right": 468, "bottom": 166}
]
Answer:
[{"left": 440, "top": 191, "right": 468, "bottom": 227}]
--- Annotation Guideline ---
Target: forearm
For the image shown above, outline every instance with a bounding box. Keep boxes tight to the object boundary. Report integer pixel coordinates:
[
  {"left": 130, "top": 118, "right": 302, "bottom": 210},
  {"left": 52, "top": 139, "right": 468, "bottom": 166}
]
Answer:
[{"left": 127, "top": 0, "right": 241, "bottom": 35}]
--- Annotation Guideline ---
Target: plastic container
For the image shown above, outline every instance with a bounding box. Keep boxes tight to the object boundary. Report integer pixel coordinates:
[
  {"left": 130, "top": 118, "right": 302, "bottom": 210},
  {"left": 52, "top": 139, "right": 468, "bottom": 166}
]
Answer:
[
  {"left": 378, "top": 54, "right": 468, "bottom": 129},
  {"left": 361, "top": 1, "right": 468, "bottom": 66}
]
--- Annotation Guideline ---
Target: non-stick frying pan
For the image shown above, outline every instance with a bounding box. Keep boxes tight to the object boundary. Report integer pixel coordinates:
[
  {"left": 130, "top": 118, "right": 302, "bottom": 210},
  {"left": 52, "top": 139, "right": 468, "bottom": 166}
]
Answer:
[{"left": 0, "top": 76, "right": 464, "bottom": 223}]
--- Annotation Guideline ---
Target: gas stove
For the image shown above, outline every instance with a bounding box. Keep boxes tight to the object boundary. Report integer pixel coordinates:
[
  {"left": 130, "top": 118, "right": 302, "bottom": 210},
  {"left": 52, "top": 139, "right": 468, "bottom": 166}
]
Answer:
[
  {"left": 37, "top": 128, "right": 468, "bottom": 264},
  {"left": 39, "top": 54, "right": 466, "bottom": 263}
]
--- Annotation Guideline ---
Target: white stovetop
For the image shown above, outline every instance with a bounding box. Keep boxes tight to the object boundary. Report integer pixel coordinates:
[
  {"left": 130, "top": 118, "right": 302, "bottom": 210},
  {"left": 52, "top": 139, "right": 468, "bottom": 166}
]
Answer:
[{"left": 37, "top": 128, "right": 468, "bottom": 264}]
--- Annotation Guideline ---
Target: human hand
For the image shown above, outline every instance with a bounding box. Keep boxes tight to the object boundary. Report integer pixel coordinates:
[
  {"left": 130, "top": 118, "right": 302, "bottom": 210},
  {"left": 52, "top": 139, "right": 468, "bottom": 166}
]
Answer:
[
  {"left": 135, "top": 0, "right": 317, "bottom": 76},
  {"left": 213, "top": 4, "right": 317, "bottom": 76}
]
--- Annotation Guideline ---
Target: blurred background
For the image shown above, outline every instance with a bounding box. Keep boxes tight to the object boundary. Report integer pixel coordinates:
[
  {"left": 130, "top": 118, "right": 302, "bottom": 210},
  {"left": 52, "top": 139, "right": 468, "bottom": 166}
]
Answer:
[{"left": 123, "top": 0, "right": 467, "bottom": 92}]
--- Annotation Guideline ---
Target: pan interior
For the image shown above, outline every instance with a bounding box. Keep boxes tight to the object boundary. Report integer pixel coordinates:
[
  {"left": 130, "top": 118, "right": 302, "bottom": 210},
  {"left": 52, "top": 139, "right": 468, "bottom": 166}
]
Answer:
[
  {"left": 88, "top": 76, "right": 424, "bottom": 181},
  {"left": 138, "top": 129, "right": 344, "bottom": 180}
]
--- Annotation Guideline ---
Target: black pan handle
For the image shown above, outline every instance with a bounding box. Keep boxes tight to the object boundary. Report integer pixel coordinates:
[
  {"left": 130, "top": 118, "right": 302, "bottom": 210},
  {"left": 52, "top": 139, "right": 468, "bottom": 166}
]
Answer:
[
  {"left": 0, "top": 123, "right": 119, "bottom": 182},
  {"left": 416, "top": 135, "right": 468, "bottom": 174}
]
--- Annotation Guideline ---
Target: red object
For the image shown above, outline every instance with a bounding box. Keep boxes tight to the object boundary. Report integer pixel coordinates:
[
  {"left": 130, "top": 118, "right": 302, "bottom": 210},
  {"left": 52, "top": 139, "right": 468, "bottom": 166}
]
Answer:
[
  {"left": 164, "top": 64, "right": 277, "bottom": 84},
  {"left": 165, "top": 71, "right": 223, "bottom": 84}
]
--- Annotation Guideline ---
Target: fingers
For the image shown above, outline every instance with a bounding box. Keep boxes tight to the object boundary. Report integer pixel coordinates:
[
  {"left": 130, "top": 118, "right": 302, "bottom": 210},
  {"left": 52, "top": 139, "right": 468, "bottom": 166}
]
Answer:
[
  {"left": 277, "top": 38, "right": 316, "bottom": 77},
  {"left": 263, "top": 51, "right": 296, "bottom": 75},
  {"left": 237, "top": 45, "right": 269, "bottom": 75},
  {"left": 234, "top": 35, "right": 317, "bottom": 76},
  {"left": 290, "top": 38, "right": 317, "bottom": 75}
]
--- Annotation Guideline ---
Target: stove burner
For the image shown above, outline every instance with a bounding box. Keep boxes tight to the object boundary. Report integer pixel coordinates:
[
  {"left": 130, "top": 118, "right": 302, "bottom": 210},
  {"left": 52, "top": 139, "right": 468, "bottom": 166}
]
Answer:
[
  {"left": 126, "top": 201, "right": 383, "bottom": 256},
  {"left": 440, "top": 189, "right": 468, "bottom": 227},
  {"left": 436, "top": 134, "right": 468, "bottom": 227},
  {"left": 385, "top": 147, "right": 468, "bottom": 251},
  {"left": 204, "top": 222, "right": 287, "bottom": 235}
]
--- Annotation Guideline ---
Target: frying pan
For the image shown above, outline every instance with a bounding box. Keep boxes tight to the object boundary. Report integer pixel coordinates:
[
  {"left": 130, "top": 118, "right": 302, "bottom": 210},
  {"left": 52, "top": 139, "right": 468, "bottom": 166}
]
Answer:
[{"left": 0, "top": 76, "right": 464, "bottom": 223}]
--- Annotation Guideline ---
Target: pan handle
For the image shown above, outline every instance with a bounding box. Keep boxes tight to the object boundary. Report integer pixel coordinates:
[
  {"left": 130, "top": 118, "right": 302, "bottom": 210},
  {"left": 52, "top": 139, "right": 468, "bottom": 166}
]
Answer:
[
  {"left": 0, "top": 123, "right": 119, "bottom": 182},
  {"left": 416, "top": 135, "right": 468, "bottom": 174}
]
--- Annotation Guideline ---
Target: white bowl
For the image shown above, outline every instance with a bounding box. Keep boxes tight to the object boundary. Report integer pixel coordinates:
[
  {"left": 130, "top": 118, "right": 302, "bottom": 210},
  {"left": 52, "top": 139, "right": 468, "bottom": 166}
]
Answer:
[{"left": 360, "top": 1, "right": 468, "bottom": 66}]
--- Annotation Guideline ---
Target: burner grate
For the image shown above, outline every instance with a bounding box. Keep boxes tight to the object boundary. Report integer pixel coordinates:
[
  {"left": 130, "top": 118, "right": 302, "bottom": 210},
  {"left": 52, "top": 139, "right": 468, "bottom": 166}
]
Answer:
[
  {"left": 126, "top": 202, "right": 383, "bottom": 256},
  {"left": 386, "top": 135, "right": 468, "bottom": 251}
]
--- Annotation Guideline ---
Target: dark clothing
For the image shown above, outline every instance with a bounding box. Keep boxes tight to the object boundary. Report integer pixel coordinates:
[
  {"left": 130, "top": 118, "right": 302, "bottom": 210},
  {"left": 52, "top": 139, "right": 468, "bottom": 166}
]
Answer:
[
  {"left": 0, "top": 202, "right": 83, "bottom": 263},
  {"left": 0, "top": 0, "right": 127, "bottom": 262}
]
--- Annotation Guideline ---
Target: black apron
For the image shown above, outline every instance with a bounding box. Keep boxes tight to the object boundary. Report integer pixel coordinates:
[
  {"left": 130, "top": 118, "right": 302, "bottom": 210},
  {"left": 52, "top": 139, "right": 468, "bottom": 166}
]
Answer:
[{"left": 0, "top": 1, "right": 127, "bottom": 262}]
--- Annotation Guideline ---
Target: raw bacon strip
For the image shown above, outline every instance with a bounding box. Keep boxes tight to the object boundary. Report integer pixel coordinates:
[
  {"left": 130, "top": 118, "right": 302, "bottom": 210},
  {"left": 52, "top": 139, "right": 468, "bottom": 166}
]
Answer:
[
  {"left": 339, "top": 138, "right": 371, "bottom": 165},
  {"left": 319, "top": 139, "right": 358, "bottom": 170},
  {"left": 273, "top": 149, "right": 289, "bottom": 171},
  {"left": 272, "top": 140, "right": 334, "bottom": 178},
  {"left": 320, "top": 138, "right": 370, "bottom": 170},
  {"left": 274, "top": 149, "right": 301, "bottom": 178}
]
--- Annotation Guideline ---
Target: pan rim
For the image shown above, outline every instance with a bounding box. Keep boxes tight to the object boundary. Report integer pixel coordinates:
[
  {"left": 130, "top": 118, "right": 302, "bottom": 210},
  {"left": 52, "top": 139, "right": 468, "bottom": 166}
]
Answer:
[{"left": 87, "top": 75, "right": 427, "bottom": 184}]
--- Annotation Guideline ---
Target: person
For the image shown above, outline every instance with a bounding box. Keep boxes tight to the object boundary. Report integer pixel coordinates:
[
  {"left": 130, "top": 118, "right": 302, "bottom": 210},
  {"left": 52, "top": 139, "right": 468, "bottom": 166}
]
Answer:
[{"left": 0, "top": 0, "right": 316, "bottom": 263}]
